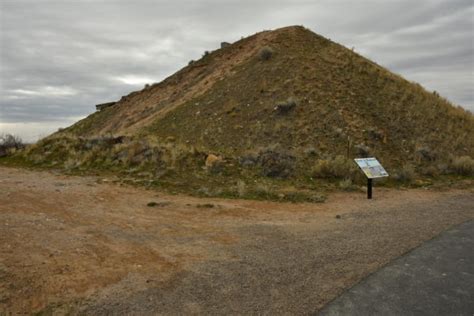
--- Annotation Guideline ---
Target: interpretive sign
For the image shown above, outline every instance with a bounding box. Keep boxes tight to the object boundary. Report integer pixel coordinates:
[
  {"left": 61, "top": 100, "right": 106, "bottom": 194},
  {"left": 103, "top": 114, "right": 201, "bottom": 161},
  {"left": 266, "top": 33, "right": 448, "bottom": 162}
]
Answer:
[
  {"left": 354, "top": 157, "right": 388, "bottom": 199},
  {"left": 354, "top": 157, "right": 388, "bottom": 179}
]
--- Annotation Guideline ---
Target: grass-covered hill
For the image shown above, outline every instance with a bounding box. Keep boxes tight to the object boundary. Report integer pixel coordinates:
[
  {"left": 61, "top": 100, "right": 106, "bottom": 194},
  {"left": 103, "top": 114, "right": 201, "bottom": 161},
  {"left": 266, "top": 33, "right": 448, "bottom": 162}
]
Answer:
[{"left": 5, "top": 26, "right": 474, "bottom": 201}]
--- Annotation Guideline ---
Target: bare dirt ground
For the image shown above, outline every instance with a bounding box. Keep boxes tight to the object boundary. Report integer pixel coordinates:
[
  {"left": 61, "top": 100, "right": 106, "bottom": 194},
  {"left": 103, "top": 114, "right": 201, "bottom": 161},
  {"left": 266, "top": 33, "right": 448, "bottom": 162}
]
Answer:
[{"left": 0, "top": 166, "right": 473, "bottom": 315}]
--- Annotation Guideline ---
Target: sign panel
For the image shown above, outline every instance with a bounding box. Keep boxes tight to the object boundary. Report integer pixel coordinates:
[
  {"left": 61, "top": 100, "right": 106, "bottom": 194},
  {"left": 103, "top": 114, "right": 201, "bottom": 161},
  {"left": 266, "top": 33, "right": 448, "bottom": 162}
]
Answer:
[{"left": 354, "top": 157, "right": 389, "bottom": 179}]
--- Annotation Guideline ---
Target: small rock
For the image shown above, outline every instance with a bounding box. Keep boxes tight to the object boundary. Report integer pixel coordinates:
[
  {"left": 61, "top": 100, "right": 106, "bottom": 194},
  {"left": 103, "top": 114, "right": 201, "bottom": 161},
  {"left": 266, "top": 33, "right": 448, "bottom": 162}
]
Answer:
[
  {"left": 205, "top": 154, "right": 221, "bottom": 168},
  {"left": 335, "top": 215, "right": 341, "bottom": 219}
]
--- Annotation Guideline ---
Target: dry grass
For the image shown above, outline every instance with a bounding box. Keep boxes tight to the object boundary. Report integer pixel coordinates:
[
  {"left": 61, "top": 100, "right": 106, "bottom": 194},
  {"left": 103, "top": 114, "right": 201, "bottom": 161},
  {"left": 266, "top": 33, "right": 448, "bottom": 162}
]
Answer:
[
  {"left": 392, "top": 164, "right": 416, "bottom": 183},
  {"left": 236, "top": 180, "right": 247, "bottom": 197},
  {"left": 312, "top": 155, "right": 357, "bottom": 179},
  {"left": 450, "top": 156, "right": 474, "bottom": 176}
]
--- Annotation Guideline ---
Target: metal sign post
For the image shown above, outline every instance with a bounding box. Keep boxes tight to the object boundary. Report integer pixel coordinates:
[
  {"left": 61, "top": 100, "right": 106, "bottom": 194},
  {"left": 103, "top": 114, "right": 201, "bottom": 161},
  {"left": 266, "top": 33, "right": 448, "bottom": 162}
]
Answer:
[
  {"left": 367, "top": 178, "right": 373, "bottom": 199},
  {"left": 354, "top": 158, "right": 388, "bottom": 199}
]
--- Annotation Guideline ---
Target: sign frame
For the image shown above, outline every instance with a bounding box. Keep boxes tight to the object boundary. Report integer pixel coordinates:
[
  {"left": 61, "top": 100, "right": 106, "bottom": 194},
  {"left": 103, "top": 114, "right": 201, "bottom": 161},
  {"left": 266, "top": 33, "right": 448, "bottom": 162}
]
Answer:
[
  {"left": 354, "top": 157, "right": 389, "bottom": 179},
  {"left": 354, "top": 157, "right": 389, "bottom": 199}
]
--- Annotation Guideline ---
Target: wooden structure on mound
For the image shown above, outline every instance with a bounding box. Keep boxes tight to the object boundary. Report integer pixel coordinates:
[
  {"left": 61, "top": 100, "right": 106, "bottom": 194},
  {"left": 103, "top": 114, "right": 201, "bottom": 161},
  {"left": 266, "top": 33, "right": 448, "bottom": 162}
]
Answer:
[{"left": 95, "top": 102, "right": 116, "bottom": 111}]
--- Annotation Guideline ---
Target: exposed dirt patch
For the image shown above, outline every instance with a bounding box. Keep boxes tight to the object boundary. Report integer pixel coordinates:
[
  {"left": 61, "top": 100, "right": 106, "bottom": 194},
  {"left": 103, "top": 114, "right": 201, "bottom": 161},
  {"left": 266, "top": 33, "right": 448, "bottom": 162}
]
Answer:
[{"left": 0, "top": 166, "right": 472, "bottom": 314}]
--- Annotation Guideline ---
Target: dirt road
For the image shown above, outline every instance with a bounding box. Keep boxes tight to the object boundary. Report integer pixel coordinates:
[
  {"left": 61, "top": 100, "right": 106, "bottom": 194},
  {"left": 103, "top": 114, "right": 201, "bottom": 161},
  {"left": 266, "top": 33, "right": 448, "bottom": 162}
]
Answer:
[{"left": 0, "top": 166, "right": 473, "bottom": 314}]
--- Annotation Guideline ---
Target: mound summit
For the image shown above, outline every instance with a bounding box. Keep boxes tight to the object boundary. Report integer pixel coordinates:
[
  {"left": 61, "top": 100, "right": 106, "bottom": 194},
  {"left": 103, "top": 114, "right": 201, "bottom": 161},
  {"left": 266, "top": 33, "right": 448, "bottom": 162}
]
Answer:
[{"left": 12, "top": 25, "right": 474, "bottom": 198}]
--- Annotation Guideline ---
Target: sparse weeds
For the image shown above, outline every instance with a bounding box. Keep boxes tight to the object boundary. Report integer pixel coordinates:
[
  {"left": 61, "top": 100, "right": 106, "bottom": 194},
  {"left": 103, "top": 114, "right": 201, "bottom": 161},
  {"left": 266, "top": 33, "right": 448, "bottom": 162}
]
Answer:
[{"left": 282, "top": 191, "right": 326, "bottom": 203}]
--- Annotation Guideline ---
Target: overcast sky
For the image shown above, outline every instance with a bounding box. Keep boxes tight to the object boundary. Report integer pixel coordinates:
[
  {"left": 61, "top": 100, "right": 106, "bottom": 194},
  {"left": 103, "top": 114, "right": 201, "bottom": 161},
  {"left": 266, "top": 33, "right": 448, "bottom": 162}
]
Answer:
[{"left": 1, "top": 0, "right": 473, "bottom": 142}]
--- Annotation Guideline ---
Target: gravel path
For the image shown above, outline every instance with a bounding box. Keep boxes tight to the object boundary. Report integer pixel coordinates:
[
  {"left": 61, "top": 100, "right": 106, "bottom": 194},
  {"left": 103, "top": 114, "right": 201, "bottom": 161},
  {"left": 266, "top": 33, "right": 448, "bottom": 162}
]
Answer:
[{"left": 0, "top": 166, "right": 473, "bottom": 314}]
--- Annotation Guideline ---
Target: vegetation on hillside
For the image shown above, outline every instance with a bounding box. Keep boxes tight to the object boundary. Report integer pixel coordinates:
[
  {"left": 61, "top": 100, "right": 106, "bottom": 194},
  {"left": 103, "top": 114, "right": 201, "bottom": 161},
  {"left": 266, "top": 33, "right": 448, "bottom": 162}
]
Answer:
[{"left": 1, "top": 26, "right": 473, "bottom": 200}]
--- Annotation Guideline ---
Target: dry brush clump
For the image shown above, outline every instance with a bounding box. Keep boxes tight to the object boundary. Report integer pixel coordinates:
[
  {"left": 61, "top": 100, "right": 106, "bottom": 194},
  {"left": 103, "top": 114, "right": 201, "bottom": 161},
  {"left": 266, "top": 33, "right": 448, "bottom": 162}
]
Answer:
[
  {"left": 259, "top": 46, "right": 274, "bottom": 61},
  {"left": 449, "top": 156, "right": 474, "bottom": 176},
  {"left": 338, "top": 179, "right": 357, "bottom": 191},
  {"left": 0, "top": 134, "right": 24, "bottom": 157},
  {"left": 256, "top": 148, "right": 296, "bottom": 178},
  {"left": 312, "top": 155, "right": 357, "bottom": 180},
  {"left": 17, "top": 134, "right": 204, "bottom": 176},
  {"left": 392, "top": 164, "right": 416, "bottom": 183}
]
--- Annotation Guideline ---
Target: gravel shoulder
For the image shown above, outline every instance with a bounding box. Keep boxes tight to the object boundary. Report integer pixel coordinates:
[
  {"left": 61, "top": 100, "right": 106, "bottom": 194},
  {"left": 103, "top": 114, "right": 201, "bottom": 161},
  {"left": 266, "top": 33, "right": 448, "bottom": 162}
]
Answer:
[{"left": 0, "top": 166, "right": 473, "bottom": 314}]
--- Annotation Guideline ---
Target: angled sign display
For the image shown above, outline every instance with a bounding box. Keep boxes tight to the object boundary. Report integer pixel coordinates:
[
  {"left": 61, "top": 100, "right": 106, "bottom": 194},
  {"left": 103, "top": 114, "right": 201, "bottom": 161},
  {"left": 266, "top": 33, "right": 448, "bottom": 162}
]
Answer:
[{"left": 354, "top": 157, "right": 389, "bottom": 179}]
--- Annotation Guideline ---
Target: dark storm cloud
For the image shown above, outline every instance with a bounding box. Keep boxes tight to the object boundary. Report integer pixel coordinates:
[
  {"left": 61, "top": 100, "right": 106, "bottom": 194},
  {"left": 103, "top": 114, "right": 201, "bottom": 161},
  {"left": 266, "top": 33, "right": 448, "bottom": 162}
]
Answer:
[{"left": 0, "top": 0, "right": 473, "bottom": 141}]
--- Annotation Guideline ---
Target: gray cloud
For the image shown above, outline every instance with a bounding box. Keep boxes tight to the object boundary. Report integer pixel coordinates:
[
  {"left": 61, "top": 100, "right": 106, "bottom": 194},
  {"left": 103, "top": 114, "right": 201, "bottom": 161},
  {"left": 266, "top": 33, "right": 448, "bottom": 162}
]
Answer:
[{"left": 1, "top": 0, "right": 473, "bottom": 141}]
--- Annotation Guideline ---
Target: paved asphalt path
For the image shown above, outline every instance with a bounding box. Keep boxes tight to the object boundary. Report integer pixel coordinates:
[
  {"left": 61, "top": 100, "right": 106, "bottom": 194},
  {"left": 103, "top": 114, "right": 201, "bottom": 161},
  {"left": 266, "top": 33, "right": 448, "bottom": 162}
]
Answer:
[{"left": 318, "top": 220, "right": 474, "bottom": 316}]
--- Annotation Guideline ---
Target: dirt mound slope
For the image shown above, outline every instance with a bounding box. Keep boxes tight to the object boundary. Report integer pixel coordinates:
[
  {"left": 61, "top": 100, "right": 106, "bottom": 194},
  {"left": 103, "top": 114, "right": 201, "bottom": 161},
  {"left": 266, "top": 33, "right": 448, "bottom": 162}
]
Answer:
[
  {"left": 65, "top": 26, "right": 473, "bottom": 163},
  {"left": 5, "top": 26, "right": 473, "bottom": 197}
]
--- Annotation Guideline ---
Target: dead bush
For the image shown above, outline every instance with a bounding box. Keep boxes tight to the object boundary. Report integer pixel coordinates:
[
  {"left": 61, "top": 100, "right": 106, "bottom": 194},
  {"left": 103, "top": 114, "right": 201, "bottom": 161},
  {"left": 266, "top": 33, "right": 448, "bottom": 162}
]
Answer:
[
  {"left": 258, "top": 149, "right": 295, "bottom": 178},
  {"left": 0, "top": 133, "right": 24, "bottom": 156}
]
